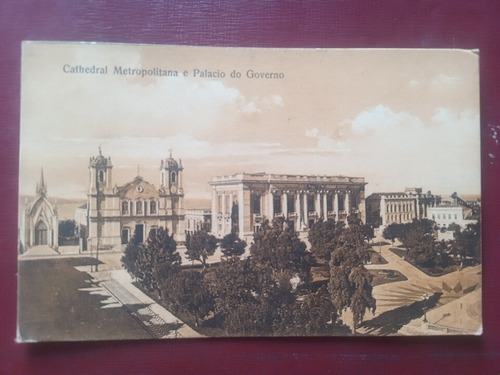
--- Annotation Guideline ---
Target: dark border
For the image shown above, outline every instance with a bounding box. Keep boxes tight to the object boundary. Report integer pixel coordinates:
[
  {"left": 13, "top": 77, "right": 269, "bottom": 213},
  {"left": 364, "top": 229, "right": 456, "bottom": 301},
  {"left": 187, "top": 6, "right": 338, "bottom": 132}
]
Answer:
[{"left": 2, "top": 1, "right": 500, "bottom": 374}]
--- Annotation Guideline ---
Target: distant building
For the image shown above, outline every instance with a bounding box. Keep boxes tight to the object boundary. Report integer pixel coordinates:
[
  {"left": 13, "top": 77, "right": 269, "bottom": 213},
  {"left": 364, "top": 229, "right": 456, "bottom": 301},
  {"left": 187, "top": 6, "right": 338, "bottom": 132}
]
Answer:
[
  {"left": 85, "top": 148, "right": 185, "bottom": 251},
  {"left": 209, "top": 172, "right": 367, "bottom": 242},
  {"left": 20, "top": 169, "right": 58, "bottom": 252},
  {"left": 365, "top": 188, "right": 441, "bottom": 229},
  {"left": 427, "top": 204, "right": 476, "bottom": 230},
  {"left": 185, "top": 209, "right": 212, "bottom": 235}
]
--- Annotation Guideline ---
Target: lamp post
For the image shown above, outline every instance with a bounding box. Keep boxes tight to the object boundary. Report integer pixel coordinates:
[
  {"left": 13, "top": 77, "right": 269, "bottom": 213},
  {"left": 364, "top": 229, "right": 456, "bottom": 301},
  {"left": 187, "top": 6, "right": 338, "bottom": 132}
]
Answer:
[{"left": 422, "top": 293, "right": 429, "bottom": 323}]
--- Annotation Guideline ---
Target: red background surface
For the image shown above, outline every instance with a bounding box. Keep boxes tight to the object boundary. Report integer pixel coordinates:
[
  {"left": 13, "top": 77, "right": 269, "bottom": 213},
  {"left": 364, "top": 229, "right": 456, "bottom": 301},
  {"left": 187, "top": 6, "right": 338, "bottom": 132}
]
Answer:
[{"left": 1, "top": 1, "right": 499, "bottom": 374}]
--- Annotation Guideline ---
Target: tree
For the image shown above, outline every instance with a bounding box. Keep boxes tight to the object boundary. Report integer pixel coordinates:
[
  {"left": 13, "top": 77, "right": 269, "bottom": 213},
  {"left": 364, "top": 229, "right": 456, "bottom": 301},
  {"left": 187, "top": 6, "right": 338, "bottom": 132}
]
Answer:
[
  {"left": 251, "top": 218, "right": 313, "bottom": 284},
  {"left": 382, "top": 223, "right": 402, "bottom": 244},
  {"left": 328, "top": 220, "right": 376, "bottom": 332},
  {"left": 58, "top": 219, "right": 76, "bottom": 238},
  {"left": 185, "top": 231, "right": 218, "bottom": 267},
  {"left": 121, "top": 227, "right": 181, "bottom": 294},
  {"left": 454, "top": 222, "right": 481, "bottom": 266},
  {"left": 166, "top": 270, "right": 214, "bottom": 327},
  {"left": 220, "top": 232, "right": 247, "bottom": 258},
  {"left": 275, "top": 285, "right": 339, "bottom": 336},
  {"left": 398, "top": 219, "right": 435, "bottom": 250},
  {"left": 205, "top": 257, "right": 267, "bottom": 335},
  {"left": 308, "top": 219, "right": 344, "bottom": 261},
  {"left": 144, "top": 227, "right": 181, "bottom": 294},
  {"left": 121, "top": 229, "right": 144, "bottom": 281}
]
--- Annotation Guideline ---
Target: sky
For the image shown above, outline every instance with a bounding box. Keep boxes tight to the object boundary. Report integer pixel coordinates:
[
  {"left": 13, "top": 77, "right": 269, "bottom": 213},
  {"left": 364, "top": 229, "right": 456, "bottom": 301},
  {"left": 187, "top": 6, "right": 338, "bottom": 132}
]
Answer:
[{"left": 19, "top": 43, "right": 480, "bottom": 202}]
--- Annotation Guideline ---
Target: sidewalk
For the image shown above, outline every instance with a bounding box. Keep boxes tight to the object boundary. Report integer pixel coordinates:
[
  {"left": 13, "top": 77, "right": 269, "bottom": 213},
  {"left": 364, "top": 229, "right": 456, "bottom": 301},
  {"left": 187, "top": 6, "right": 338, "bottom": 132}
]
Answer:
[
  {"left": 77, "top": 253, "right": 204, "bottom": 339},
  {"left": 108, "top": 269, "right": 203, "bottom": 338}
]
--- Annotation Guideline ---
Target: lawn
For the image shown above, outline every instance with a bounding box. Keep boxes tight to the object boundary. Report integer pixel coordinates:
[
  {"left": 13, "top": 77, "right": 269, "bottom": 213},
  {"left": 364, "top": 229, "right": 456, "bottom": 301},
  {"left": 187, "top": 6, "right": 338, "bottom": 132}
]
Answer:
[{"left": 389, "top": 247, "right": 459, "bottom": 277}]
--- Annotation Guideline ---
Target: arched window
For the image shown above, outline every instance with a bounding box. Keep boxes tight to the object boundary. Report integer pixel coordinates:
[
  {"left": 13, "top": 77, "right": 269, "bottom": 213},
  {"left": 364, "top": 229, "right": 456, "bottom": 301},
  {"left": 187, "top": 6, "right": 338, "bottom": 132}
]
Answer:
[
  {"left": 98, "top": 170, "right": 105, "bottom": 182},
  {"left": 150, "top": 200, "right": 157, "bottom": 214},
  {"left": 171, "top": 171, "right": 177, "bottom": 183},
  {"left": 122, "top": 201, "right": 129, "bottom": 214},
  {"left": 136, "top": 200, "right": 143, "bottom": 215}
]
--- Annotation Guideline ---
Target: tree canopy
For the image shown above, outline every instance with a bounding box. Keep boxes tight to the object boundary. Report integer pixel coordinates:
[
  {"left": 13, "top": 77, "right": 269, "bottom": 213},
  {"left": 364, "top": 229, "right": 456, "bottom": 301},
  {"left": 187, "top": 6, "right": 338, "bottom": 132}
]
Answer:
[
  {"left": 220, "top": 232, "right": 247, "bottom": 258},
  {"left": 328, "top": 220, "right": 376, "bottom": 331},
  {"left": 185, "top": 231, "right": 218, "bottom": 267},
  {"left": 121, "top": 227, "right": 181, "bottom": 294}
]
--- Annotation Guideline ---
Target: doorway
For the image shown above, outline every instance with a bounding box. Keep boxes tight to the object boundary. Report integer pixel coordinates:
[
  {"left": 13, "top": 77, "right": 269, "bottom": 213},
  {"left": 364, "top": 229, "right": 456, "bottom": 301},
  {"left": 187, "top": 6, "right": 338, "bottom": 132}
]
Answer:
[{"left": 35, "top": 221, "right": 48, "bottom": 245}]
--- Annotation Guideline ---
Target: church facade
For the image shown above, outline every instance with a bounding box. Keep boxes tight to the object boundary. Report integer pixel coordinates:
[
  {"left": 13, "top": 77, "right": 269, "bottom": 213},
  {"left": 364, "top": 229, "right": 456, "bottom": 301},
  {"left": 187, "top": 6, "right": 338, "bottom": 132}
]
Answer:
[
  {"left": 85, "top": 148, "right": 185, "bottom": 251},
  {"left": 210, "top": 172, "right": 367, "bottom": 243},
  {"left": 20, "top": 169, "right": 58, "bottom": 253}
]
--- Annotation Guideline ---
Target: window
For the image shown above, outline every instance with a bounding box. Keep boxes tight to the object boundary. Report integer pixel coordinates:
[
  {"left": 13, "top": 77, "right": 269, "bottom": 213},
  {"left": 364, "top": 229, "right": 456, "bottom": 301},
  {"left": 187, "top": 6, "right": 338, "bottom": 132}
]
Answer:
[
  {"left": 122, "top": 201, "right": 129, "bottom": 214},
  {"left": 171, "top": 171, "right": 177, "bottom": 183},
  {"left": 136, "top": 201, "right": 143, "bottom": 215},
  {"left": 252, "top": 194, "right": 261, "bottom": 214},
  {"left": 150, "top": 200, "right": 157, "bottom": 214},
  {"left": 273, "top": 194, "right": 282, "bottom": 214},
  {"left": 454, "top": 214, "right": 458, "bottom": 220},
  {"left": 98, "top": 170, "right": 105, "bottom": 182},
  {"left": 144, "top": 201, "right": 148, "bottom": 215}
]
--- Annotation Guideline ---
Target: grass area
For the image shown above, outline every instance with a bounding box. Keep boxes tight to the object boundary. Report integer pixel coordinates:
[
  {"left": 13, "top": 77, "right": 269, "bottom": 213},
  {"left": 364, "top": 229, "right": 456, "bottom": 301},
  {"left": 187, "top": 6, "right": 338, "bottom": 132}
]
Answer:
[
  {"left": 389, "top": 247, "right": 459, "bottom": 277},
  {"left": 370, "top": 269, "right": 407, "bottom": 287},
  {"left": 18, "top": 257, "right": 151, "bottom": 341},
  {"left": 368, "top": 250, "right": 388, "bottom": 265}
]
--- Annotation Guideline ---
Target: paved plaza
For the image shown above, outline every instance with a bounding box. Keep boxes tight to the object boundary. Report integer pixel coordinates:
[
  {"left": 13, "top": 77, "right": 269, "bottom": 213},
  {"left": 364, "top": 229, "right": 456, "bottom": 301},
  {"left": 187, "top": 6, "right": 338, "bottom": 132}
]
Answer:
[
  {"left": 19, "top": 239, "right": 481, "bottom": 339},
  {"left": 362, "top": 242, "right": 481, "bottom": 335},
  {"left": 18, "top": 250, "right": 202, "bottom": 341}
]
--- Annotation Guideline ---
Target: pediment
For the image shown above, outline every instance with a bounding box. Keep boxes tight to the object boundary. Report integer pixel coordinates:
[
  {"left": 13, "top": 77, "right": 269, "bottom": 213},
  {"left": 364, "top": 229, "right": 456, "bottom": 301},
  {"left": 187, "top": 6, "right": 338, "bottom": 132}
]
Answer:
[{"left": 117, "top": 177, "right": 160, "bottom": 200}]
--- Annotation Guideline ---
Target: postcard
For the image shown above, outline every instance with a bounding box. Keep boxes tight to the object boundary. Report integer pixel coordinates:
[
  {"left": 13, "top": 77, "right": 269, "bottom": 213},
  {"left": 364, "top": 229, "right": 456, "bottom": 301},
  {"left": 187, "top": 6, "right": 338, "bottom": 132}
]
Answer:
[{"left": 17, "top": 42, "right": 481, "bottom": 341}]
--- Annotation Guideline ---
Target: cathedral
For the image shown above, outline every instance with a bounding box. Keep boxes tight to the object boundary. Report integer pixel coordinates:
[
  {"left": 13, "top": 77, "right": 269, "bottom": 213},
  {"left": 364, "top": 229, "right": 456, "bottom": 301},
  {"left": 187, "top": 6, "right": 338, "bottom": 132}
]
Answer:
[
  {"left": 84, "top": 148, "right": 185, "bottom": 251},
  {"left": 20, "top": 169, "right": 59, "bottom": 253}
]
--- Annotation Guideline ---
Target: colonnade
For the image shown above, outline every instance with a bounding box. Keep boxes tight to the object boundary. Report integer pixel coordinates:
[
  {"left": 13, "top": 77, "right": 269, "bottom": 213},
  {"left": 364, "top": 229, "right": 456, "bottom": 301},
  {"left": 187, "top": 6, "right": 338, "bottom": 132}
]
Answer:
[{"left": 212, "top": 188, "right": 359, "bottom": 238}]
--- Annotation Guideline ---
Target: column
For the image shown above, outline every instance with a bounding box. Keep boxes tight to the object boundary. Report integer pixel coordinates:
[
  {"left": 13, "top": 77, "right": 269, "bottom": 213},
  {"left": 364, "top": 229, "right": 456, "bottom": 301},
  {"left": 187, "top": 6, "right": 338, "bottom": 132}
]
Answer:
[
  {"left": 303, "top": 192, "right": 308, "bottom": 228},
  {"left": 380, "top": 196, "right": 387, "bottom": 226},
  {"left": 323, "top": 192, "right": 328, "bottom": 220},
  {"left": 268, "top": 190, "right": 274, "bottom": 220},
  {"left": 345, "top": 191, "right": 350, "bottom": 215},
  {"left": 334, "top": 192, "right": 339, "bottom": 221},
  {"left": 316, "top": 192, "right": 321, "bottom": 218},
  {"left": 221, "top": 192, "right": 226, "bottom": 236},
  {"left": 345, "top": 192, "right": 350, "bottom": 224},
  {"left": 228, "top": 192, "right": 233, "bottom": 233},
  {"left": 282, "top": 192, "right": 288, "bottom": 218},
  {"left": 295, "top": 192, "right": 301, "bottom": 231}
]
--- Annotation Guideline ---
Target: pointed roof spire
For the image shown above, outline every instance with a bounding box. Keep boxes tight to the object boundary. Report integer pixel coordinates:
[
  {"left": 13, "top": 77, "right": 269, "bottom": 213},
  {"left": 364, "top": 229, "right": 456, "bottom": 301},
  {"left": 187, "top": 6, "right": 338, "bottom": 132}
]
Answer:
[{"left": 36, "top": 167, "right": 47, "bottom": 197}]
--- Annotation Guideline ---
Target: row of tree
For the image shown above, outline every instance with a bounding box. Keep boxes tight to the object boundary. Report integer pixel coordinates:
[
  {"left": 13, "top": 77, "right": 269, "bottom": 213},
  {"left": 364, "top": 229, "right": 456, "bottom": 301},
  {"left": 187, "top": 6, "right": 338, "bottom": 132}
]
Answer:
[
  {"left": 121, "top": 216, "right": 376, "bottom": 336},
  {"left": 383, "top": 219, "right": 481, "bottom": 269}
]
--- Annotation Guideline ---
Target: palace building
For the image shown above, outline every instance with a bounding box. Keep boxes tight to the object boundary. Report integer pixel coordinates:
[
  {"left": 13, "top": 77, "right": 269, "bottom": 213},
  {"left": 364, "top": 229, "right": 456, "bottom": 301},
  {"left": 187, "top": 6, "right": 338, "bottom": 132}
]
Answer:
[
  {"left": 84, "top": 148, "right": 185, "bottom": 251},
  {"left": 209, "top": 172, "right": 367, "bottom": 243},
  {"left": 20, "top": 169, "right": 58, "bottom": 253}
]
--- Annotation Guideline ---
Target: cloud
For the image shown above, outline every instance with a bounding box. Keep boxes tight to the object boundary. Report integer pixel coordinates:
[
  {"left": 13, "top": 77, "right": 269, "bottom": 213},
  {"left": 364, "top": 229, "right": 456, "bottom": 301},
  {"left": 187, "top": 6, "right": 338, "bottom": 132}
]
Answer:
[
  {"left": 432, "top": 73, "right": 458, "bottom": 88},
  {"left": 305, "top": 128, "right": 319, "bottom": 138},
  {"left": 350, "top": 104, "right": 422, "bottom": 135}
]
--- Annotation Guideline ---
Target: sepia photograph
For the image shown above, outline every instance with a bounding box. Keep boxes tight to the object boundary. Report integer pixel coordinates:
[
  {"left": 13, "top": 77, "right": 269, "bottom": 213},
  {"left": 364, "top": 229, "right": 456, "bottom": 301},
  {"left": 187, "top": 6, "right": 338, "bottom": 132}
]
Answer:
[{"left": 17, "top": 42, "right": 481, "bottom": 341}]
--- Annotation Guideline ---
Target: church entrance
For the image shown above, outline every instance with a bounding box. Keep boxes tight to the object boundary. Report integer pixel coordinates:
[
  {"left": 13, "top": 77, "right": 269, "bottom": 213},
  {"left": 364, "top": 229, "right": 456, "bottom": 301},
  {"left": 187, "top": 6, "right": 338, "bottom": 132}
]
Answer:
[
  {"left": 134, "top": 224, "right": 144, "bottom": 243},
  {"left": 35, "top": 221, "right": 48, "bottom": 245}
]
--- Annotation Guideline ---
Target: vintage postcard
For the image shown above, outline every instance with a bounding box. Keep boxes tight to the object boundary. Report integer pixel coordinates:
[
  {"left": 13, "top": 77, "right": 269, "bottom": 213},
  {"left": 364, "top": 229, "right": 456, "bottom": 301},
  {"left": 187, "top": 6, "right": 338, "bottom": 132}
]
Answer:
[{"left": 18, "top": 42, "right": 481, "bottom": 341}]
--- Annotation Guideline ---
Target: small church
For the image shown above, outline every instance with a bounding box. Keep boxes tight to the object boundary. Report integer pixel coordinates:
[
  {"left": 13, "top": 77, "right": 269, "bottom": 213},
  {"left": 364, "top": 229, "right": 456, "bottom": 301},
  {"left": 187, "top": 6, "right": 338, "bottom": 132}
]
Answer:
[
  {"left": 20, "top": 169, "right": 59, "bottom": 253},
  {"left": 82, "top": 148, "right": 185, "bottom": 251}
]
